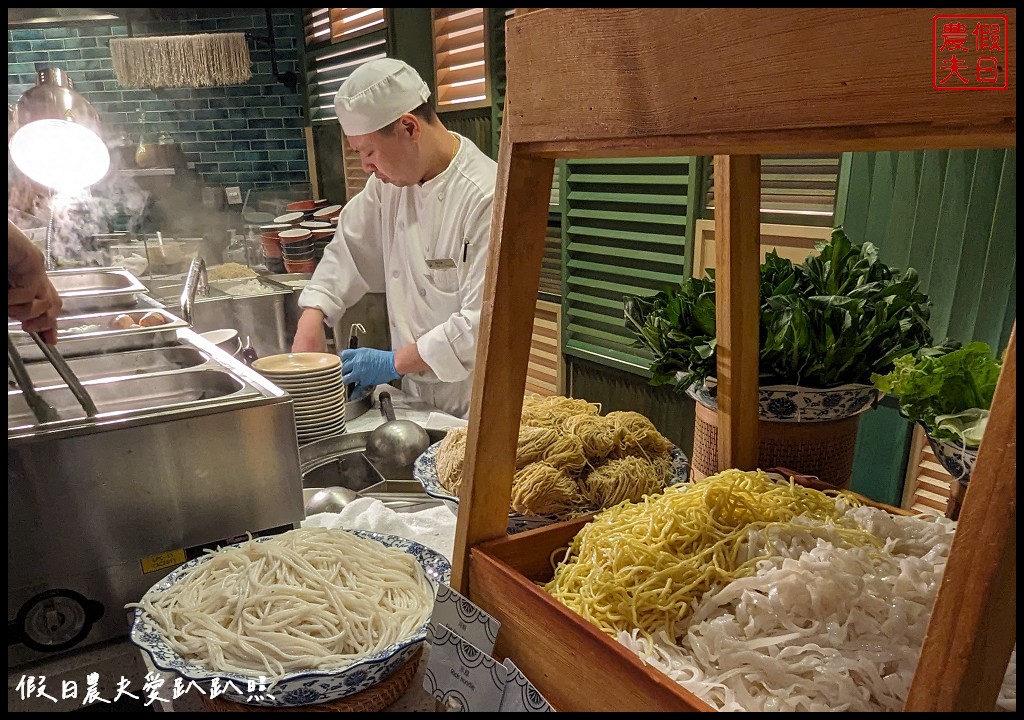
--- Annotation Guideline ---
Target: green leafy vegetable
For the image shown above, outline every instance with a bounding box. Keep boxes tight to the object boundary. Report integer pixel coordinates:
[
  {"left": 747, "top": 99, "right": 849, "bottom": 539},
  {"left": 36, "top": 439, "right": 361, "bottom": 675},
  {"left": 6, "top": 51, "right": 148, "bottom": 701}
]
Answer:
[
  {"left": 624, "top": 227, "right": 933, "bottom": 391},
  {"left": 871, "top": 341, "right": 1003, "bottom": 446}
]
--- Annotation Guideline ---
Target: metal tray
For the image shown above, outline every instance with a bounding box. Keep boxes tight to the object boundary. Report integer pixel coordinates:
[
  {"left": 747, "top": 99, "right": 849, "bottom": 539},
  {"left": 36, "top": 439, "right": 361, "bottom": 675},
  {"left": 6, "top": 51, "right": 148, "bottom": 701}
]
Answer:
[
  {"left": 47, "top": 267, "right": 148, "bottom": 314},
  {"left": 9, "top": 307, "right": 188, "bottom": 361}
]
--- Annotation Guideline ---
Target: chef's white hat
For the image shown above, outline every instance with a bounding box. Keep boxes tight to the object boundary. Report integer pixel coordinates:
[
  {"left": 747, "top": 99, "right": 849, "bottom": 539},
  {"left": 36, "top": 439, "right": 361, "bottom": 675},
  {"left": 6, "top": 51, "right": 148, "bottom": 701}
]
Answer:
[{"left": 334, "top": 58, "right": 431, "bottom": 136}]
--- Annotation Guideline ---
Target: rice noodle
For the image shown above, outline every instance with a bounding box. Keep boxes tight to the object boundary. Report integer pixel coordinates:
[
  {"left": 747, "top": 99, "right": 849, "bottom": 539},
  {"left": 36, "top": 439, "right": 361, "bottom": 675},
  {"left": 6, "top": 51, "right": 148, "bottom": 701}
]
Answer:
[
  {"left": 616, "top": 506, "right": 959, "bottom": 711},
  {"left": 127, "top": 528, "right": 434, "bottom": 688}
]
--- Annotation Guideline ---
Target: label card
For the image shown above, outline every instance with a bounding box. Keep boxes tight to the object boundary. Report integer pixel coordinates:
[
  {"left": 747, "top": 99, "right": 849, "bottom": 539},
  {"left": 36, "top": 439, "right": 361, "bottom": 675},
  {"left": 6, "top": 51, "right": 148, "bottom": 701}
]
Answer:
[
  {"left": 499, "top": 658, "right": 556, "bottom": 712},
  {"left": 431, "top": 583, "right": 500, "bottom": 654},
  {"left": 424, "top": 623, "right": 507, "bottom": 712}
]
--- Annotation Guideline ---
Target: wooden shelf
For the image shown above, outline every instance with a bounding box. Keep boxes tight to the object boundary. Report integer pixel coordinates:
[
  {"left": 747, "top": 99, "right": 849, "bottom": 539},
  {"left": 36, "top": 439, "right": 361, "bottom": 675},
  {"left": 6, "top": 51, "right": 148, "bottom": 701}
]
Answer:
[{"left": 452, "top": 7, "right": 1016, "bottom": 713}]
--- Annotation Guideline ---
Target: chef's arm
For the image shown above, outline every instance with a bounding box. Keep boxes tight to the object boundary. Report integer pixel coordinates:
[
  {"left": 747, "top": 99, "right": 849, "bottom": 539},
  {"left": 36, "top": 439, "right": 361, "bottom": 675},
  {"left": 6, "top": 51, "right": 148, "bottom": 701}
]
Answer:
[{"left": 393, "top": 342, "right": 432, "bottom": 375}]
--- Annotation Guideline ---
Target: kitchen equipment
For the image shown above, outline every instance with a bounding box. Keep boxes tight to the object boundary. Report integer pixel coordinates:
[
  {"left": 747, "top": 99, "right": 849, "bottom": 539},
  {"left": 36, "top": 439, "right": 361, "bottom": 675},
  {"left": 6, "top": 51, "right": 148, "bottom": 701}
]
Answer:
[
  {"left": 365, "top": 391, "right": 431, "bottom": 474},
  {"left": 303, "top": 486, "right": 359, "bottom": 515},
  {"left": 8, "top": 326, "right": 304, "bottom": 667},
  {"left": 345, "top": 323, "right": 366, "bottom": 400},
  {"left": 179, "top": 255, "right": 209, "bottom": 324},
  {"left": 7, "top": 335, "right": 59, "bottom": 423},
  {"left": 25, "top": 331, "right": 99, "bottom": 419},
  {"left": 47, "top": 267, "right": 147, "bottom": 314},
  {"left": 8, "top": 306, "right": 189, "bottom": 361}
]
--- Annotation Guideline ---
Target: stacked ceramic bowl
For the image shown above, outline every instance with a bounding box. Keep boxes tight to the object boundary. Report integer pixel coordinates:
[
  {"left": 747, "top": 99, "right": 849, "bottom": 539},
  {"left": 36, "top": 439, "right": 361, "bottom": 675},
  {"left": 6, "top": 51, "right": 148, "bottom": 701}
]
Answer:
[
  {"left": 259, "top": 223, "right": 291, "bottom": 274},
  {"left": 279, "top": 227, "right": 316, "bottom": 273},
  {"left": 251, "top": 353, "right": 347, "bottom": 444},
  {"left": 301, "top": 220, "right": 335, "bottom": 261}
]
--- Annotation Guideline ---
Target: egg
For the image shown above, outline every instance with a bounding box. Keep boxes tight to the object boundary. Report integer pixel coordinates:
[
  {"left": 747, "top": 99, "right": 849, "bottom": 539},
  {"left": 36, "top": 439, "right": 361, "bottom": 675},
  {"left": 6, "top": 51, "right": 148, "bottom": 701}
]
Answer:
[
  {"left": 110, "top": 314, "right": 137, "bottom": 330},
  {"left": 138, "top": 311, "right": 168, "bottom": 327}
]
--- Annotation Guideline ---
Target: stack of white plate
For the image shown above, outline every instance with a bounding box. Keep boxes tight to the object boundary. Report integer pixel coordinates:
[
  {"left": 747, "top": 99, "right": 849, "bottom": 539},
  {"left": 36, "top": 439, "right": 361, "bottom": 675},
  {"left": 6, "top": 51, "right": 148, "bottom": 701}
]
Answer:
[{"left": 251, "top": 353, "right": 346, "bottom": 444}]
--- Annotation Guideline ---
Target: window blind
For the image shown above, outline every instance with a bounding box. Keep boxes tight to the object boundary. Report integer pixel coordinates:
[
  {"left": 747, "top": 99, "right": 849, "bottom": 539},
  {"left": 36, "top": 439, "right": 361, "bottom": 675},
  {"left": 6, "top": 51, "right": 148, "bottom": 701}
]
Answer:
[
  {"left": 432, "top": 8, "right": 490, "bottom": 111},
  {"left": 563, "top": 157, "right": 699, "bottom": 374},
  {"left": 303, "top": 9, "right": 389, "bottom": 125},
  {"left": 705, "top": 154, "right": 841, "bottom": 227}
]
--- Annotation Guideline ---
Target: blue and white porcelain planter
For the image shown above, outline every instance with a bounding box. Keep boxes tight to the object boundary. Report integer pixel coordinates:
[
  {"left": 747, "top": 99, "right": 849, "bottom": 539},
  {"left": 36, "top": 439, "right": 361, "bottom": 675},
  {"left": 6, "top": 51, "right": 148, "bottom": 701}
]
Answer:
[
  {"left": 923, "top": 426, "right": 978, "bottom": 487},
  {"left": 685, "top": 378, "right": 883, "bottom": 423}
]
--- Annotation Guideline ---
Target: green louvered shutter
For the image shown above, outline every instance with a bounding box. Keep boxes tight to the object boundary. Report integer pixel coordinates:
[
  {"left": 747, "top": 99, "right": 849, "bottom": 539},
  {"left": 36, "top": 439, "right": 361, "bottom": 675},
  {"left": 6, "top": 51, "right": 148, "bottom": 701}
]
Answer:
[
  {"left": 489, "top": 7, "right": 561, "bottom": 299},
  {"left": 562, "top": 157, "right": 699, "bottom": 374},
  {"left": 303, "top": 10, "right": 391, "bottom": 200},
  {"left": 704, "top": 154, "right": 841, "bottom": 227}
]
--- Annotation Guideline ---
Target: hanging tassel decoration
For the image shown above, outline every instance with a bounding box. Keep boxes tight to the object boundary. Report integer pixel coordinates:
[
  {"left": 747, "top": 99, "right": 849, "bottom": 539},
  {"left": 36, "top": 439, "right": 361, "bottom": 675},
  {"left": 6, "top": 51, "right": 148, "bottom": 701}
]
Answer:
[{"left": 110, "top": 33, "right": 252, "bottom": 89}]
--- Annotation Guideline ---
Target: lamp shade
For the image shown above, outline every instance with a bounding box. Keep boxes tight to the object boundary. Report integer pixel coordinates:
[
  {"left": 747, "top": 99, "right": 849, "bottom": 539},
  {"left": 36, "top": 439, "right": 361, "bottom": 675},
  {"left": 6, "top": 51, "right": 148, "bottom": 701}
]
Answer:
[{"left": 9, "top": 68, "right": 111, "bottom": 192}]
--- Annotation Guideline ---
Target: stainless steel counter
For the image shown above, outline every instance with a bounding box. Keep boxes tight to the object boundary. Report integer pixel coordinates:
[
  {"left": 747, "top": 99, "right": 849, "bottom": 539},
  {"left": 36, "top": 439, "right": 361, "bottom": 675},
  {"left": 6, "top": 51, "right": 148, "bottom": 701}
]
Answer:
[{"left": 8, "top": 324, "right": 305, "bottom": 670}]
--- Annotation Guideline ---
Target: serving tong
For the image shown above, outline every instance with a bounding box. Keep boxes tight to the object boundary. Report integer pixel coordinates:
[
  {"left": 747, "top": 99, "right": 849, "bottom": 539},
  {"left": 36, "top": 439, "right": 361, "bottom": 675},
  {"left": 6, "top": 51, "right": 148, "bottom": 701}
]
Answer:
[{"left": 7, "top": 332, "right": 98, "bottom": 426}]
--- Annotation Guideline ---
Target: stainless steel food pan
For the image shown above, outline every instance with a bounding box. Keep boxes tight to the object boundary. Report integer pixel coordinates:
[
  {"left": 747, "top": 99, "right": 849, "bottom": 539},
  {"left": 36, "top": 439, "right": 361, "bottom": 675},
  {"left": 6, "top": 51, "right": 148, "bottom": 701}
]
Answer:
[
  {"left": 8, "top": 307, "right": 188, "bottom": 360},
  {"left": 48, "top": 267, "right": 148, "bottom": 314},
  {"left": 7, "top": 346, "right": 211, "bottom": 389},
  {"left": 8, "top": 368, "right": 257, "bottom": 434}
]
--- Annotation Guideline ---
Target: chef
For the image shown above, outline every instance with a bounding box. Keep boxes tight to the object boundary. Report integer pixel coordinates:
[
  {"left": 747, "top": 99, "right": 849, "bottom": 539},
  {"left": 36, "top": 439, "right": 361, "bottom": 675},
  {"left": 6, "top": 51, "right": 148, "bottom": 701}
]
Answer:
[{"left": 292, "top": 58, "right": 498, "bottom": 420}]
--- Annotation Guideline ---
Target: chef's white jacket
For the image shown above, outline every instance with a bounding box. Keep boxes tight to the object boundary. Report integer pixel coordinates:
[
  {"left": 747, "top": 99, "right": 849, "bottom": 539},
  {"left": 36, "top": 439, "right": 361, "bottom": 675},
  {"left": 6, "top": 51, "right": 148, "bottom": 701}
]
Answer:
[{"left": 298, "top": 133, "right": 497, "bottom": 419}]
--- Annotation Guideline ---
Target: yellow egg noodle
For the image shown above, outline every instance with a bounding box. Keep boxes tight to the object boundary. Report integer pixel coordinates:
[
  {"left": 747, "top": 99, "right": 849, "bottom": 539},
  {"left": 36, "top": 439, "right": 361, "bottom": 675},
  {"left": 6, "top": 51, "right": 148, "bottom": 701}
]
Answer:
[
  {"left": 542, "top": 469, "right": 876, "bottom": 642},
  {"left": 435, "top": 426, "right": 469, "bottom": 493},
  {"left": 511, "top": 463, "right": 587, "bottom": 515},
  {"left": 126, "top": 528, "right": 434, "bottom": 688},
  {"left": 581, "top": 455, "right": 666, "bottom": 508},
  {"left": 433, "top": 394, "right": 677, "bottom": 518}
]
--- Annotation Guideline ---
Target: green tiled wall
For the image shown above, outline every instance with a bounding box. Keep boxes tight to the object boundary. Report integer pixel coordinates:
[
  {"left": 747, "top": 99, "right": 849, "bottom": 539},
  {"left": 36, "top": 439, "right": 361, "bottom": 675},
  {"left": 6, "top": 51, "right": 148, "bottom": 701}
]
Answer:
[{"left": 7, "top": 10, "right": 308, "bottom": 192}]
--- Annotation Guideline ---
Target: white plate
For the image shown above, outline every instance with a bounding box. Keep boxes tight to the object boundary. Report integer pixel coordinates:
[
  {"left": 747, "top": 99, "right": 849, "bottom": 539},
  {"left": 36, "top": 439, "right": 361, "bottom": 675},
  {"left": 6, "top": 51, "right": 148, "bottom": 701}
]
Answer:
[
  {"left": 252, "top": 353, "right": 340, "bottom": 374},
  {"left": 273, "top": 211, "right": 305, "bottom": 224},
  {"left": 313, "top": 204, "right": 342, "bottom": 218}
]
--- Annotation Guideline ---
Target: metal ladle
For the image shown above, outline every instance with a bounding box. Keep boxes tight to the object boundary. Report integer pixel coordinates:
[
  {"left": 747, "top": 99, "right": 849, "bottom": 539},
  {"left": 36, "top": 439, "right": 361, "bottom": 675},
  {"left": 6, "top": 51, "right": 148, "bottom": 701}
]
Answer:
[
  {"left": 303, "top": 486, "right": 358, "bottom": 516},
  {"left": 365, "top": 391, "right": 431, "bottom": 471}
]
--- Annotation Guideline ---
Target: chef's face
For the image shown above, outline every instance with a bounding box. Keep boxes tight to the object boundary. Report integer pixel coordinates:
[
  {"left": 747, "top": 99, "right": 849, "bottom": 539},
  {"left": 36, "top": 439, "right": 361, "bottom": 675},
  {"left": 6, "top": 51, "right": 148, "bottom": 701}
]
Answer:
[{"left": 347, "top": 118, "right": 419, "bottom": 187}]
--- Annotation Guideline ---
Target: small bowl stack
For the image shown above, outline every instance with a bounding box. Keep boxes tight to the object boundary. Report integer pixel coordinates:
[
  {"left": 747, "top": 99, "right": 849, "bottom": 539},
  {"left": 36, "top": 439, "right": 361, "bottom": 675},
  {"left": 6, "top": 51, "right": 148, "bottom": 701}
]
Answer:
[
  {"left": 260, "top": 223, "right": 291, "bottom": 274},
  {"left": 252, "top": 353, "right": 347, "bottom": 444},
  {"left": 280, "top": 228, "right": 316, "bottom": 273},
  {"left": 313, "top": 204, "right": 342, "bottom": 223},
  {"left": 301, "top": 221, "right": 336, "bottom": 261}
]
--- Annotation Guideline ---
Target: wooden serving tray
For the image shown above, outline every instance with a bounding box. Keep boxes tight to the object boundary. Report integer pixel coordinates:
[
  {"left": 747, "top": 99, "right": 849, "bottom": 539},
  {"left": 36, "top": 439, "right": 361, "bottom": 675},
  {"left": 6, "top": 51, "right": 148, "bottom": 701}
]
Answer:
[
  {"left": 470, "top": 514, "right": 713, "bottom": 712},
  {"left": 468, "top": 482, "right": 911, "bottom": 712}
]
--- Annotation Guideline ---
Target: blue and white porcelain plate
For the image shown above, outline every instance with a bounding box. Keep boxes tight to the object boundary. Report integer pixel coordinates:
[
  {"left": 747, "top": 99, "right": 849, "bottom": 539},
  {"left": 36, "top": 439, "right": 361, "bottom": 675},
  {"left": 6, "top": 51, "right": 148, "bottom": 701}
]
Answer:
[
  {"left": 129, "top": 529, "right": 451, "bottom": 708},
  {"left": 414, "top": 439, "right": 691, "bottom": 534}
]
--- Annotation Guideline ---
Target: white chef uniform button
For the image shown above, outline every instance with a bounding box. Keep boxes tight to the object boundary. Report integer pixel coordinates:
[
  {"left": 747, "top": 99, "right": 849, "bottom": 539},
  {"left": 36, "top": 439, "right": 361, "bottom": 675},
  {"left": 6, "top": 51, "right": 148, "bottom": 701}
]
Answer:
[
  {"left": 419, "top": 288, "right": 427, "bottom": 297},
  {"left": 438, "top": 192, "right": 445, "bottom": 200},
  {"left": 392, "top": 270, "right": 400, "bottom": 279}
]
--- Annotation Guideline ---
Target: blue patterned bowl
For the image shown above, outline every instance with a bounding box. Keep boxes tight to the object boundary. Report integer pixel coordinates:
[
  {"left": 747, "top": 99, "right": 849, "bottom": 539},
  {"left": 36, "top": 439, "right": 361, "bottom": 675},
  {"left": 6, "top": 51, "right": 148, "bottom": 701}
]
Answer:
[
  {"left": 923, "top": 426, "right": 978, "bottom": 487},
  {"left": 414, "top": 440, "right": 691, "bottom": 534},
  {"left": 129, "top": 530, "right": 450, "bottom": 707},
  {"left": 687, "top": 379, "right": 882, "bottom": 423}
]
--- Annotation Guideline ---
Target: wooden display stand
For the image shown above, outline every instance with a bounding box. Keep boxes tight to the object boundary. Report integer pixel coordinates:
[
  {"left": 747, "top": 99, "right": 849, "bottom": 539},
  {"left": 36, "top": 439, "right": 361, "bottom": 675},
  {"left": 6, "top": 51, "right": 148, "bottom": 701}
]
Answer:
[{"left": 452, "top": 8, "right": 1016, "bottom": 713}]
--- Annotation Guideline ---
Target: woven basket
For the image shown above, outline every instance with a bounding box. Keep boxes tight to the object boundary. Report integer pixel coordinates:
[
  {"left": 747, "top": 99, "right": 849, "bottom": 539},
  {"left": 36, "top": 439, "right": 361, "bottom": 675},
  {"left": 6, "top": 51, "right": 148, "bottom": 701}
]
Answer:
[
  {"left": 200, "top": 647, "right": 422, "bottom": 713},
  {"left": 691, "top": 401, "right": 861, "bottom": 489}
]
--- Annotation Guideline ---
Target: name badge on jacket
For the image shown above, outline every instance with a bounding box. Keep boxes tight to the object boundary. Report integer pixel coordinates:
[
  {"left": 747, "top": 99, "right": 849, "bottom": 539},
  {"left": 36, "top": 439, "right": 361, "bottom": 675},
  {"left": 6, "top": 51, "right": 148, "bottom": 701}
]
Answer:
[{"left": 426, "top": 258, "right": 457, "bottom": 270}]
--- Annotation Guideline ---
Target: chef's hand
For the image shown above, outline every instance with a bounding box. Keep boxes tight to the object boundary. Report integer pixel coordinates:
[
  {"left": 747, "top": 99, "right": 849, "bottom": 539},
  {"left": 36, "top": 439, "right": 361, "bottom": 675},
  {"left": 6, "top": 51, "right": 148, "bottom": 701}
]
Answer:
[
  {"left": 8, "top": 220, "right": 62, "bottom": 345},
  {"left": 341, "top": 347, "right": 400, "bottom": 399},
  {"left": 292, "top": 308, "right": 328, "bottom": 353}
]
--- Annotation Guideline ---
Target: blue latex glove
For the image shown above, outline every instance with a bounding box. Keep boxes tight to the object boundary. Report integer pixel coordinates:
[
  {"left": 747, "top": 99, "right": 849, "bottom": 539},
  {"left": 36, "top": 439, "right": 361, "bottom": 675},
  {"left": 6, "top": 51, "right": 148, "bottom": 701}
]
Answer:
[{"left": 340, "top": 347, "right": 400, "bottom": 398}]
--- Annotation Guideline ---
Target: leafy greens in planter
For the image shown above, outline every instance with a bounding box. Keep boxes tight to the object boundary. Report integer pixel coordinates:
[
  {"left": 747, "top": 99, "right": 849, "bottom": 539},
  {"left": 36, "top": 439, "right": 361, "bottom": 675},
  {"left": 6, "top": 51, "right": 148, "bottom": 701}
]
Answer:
[
  {"left": 870, "top": 342, "right": 1003, "bottom": 447},
  {"left": 624, "top": 227, "right": 933, "bottom": 392}
]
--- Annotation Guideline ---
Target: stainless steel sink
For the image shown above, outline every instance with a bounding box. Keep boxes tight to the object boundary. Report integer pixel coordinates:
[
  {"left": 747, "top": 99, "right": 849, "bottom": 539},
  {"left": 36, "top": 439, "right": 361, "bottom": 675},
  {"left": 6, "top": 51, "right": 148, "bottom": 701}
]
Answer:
[
  {"left": 7, "top": 346, "right": 210, "bottom": 389},
  {"left": 8, "top": 369, "right": 253, "bottom": 431},
  {"left": 299, "top": 429, "right": 446, "bottom": 514}
]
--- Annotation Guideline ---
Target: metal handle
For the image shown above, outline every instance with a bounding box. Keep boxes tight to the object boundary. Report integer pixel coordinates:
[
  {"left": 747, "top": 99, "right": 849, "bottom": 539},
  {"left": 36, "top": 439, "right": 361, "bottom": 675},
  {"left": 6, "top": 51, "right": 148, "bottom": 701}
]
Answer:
[
  {"left": 179, "top": 256, "right": 208, "bottom": 325},
  {"left": 7, "top": 335, "right": 60, "bottom": 424},
  {"left": 28, "top": 331, "right": 99, "bottom": 418},
  {"left": 378, "top": 391, "right": 396, "bottom": 422},
  {"left": 345, "top": 323, "right": 365, "bottom": 399}
]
